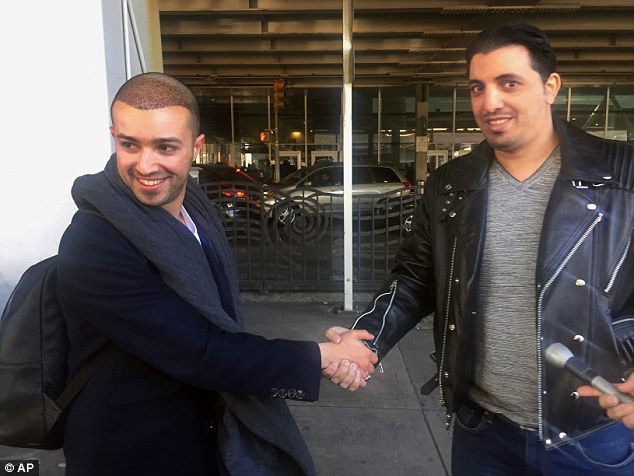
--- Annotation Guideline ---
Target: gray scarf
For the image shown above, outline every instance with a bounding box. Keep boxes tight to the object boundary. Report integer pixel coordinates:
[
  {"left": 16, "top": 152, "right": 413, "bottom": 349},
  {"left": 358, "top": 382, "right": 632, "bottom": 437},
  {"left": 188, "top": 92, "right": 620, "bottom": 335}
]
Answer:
[{"left": 72, "top": 155, "right": 315, "bottom": 476}]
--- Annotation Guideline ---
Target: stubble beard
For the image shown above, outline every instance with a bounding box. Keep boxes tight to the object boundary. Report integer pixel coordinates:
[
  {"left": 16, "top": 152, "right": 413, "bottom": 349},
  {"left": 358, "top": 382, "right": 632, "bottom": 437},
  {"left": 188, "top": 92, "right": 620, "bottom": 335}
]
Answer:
[
  {"left": 131, "top": 175, "right": 187, "bottom": 211},
  {"left": 483, "top": 130, "right": 522, "bottom": 154}
]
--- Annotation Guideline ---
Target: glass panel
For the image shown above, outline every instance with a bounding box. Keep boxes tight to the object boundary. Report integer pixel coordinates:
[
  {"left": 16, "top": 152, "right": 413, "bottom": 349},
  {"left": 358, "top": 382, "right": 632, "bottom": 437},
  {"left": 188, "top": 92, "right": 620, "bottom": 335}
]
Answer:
[
  {"left": 569, "top": 86, "right": 607, "bottom": 134},
  {"left": 231, "top": 90, "right": 273, "bottom": 174},
  {"left": 552, "top": 87, "right": 569, "bottom": 121},
  {"left": 609, "top": 86, "right": 634, "bottom": 142},
  {"left": 455, "top": 87, "right": 477, "bottom": 133},
  {"left": 198, "top": 88, "right": 233, "bottom": 164},
  {"left": 308, "top": 89, "right": 340, "bottom": 138},
  {"left": 276, "top": 88, "right": 305, "bottom": 147},
  {"left": 428, "top": 87, "right": 480, "bottom": 167},
  {"left": 197, "top": 88, "right": 272, "bottom": 173},
  {"left": 307, "top": 89, "right": 341, "bottom": 166},
  {"left": 429, "top": 87, "right": 453, "bottom": 133},
  {"left": 352, "top": 88, "right": 379, "bottom": 163},
  {"left": 373, "top": 87, "right": 416, "bottom": 168},
  {"left": 193, "top": 84, "right": 633, "bottom": 182}
]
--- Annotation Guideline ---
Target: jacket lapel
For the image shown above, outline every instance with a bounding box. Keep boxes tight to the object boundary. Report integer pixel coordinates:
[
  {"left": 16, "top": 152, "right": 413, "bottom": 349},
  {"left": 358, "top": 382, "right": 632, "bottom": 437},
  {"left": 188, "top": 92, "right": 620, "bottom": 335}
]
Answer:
[{"left": 536, "top": 117, "right": 616, "bottom": 283}]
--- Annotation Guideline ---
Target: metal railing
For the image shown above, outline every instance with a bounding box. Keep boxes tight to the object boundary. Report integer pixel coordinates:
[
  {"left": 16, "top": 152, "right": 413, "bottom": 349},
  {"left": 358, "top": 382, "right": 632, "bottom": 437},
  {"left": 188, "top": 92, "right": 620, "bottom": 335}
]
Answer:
[{"left": 199, "top": 182, "right": 424, "bottom": 291}]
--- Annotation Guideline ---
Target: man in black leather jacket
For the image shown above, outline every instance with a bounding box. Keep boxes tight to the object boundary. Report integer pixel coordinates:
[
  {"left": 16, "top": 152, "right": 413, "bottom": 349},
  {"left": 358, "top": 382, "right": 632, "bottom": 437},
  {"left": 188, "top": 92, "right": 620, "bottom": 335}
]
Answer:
[{"left": 324, "top": 23, "right": 634, "bottom": 475}]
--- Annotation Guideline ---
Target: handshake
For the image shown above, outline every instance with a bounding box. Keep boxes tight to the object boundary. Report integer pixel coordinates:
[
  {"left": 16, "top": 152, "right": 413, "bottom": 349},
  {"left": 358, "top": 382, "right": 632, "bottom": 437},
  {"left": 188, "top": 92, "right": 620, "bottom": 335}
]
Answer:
[{"left": 318, "top": 326, "right": 378, "bottom": 392}]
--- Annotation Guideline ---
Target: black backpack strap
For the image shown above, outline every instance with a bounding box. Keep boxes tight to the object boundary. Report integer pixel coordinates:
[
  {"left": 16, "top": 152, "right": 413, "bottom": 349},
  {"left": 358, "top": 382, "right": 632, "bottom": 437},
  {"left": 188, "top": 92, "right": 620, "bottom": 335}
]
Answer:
[{"left": 55, "top": 342, "right": 116, "bottom": 410}]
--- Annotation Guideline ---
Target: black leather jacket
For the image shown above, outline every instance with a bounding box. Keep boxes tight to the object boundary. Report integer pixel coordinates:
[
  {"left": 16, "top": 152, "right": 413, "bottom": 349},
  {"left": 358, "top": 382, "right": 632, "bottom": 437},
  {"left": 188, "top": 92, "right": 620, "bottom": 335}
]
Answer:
[{"left": 352, "top": 117, "right": 634, "bottom": 447}]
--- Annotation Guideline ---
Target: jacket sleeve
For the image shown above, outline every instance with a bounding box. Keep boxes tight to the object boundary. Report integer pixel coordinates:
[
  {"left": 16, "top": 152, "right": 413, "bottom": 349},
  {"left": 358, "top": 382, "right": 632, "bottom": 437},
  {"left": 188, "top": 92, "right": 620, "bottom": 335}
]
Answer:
[
  {"left": 57, "top": 212, "right": 322, "bottom": 401},
  {"left": 351, "top": 188, "right": 437, "bottom": 361}
]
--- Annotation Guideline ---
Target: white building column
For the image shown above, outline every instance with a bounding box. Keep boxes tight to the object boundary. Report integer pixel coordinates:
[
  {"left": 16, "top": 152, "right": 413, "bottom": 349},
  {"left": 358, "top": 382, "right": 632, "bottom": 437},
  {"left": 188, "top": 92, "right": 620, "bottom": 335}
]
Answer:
[{"left": 0, "top": 0, "right": 162, "bottom": 307}]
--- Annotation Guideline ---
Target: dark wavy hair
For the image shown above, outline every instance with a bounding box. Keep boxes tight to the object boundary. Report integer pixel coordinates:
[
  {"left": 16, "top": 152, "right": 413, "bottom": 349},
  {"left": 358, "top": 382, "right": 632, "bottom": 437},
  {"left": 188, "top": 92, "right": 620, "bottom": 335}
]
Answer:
[{"left": 466, "top": 23, "right": 557, "bottom": 83}]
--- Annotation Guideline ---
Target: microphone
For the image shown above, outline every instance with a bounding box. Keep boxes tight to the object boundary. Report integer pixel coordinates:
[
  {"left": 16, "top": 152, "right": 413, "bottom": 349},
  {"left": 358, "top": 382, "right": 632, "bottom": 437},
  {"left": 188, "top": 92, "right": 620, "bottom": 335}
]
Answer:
[{"left": 544, "top": 342, "right": 634, "bottom": 404}]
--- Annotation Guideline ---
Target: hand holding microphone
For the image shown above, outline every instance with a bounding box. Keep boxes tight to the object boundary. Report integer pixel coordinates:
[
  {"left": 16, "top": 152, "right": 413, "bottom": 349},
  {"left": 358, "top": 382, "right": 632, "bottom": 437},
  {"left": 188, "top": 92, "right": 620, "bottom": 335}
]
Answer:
[
  {"left": 544, "top": 342, "right": 634, "bottom": 404},
  {"left": 576, "top": 372, "right": 634, "bottom": 430}
]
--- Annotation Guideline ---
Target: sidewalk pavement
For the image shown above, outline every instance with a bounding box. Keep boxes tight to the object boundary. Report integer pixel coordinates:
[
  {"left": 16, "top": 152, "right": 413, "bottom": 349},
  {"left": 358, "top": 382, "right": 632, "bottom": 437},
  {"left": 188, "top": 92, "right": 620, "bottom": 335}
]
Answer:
[{"left": 0, "top": 293, "right": 451, "bottom": 476}]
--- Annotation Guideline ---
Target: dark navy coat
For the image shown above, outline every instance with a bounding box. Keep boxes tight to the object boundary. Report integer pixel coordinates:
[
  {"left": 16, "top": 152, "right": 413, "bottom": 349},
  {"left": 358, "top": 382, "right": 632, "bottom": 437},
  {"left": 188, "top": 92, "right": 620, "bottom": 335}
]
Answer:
[{"left": 57, "top": 211, "right": 321, "bottom": 475}]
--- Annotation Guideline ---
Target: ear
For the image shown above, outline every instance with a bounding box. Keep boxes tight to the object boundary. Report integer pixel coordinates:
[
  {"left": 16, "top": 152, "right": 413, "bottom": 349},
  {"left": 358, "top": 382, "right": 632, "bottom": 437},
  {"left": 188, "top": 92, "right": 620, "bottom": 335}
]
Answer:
[
  {"left": 109, "top": 125, "right": 115, "bottom": 137},
  {"left": 544, "top": 72, "right": 561, "bottom": 105},
  {"left": 193, "top": 133, "right": 205, "bottom": 159}
]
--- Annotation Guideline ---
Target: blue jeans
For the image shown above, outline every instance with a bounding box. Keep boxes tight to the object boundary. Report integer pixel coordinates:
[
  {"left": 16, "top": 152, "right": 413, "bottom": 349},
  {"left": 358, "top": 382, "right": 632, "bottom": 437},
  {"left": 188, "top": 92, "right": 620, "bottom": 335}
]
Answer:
[{"left": 452, "top": 400, "right": 634, "bottom": 475}]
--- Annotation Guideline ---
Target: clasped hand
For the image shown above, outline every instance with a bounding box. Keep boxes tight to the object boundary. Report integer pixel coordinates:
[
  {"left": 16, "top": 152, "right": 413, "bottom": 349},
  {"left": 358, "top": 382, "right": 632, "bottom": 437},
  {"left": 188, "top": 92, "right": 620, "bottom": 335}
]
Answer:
[{"left": 318, "top": 326, "right": 377, "bottom": 392}]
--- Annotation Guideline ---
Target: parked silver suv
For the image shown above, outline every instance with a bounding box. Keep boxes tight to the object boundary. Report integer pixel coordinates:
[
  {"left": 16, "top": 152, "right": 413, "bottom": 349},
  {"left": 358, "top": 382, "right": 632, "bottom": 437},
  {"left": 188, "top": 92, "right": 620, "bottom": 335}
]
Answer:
[{"left": 265, "top": 163, "right": 413, "bottom": 224}]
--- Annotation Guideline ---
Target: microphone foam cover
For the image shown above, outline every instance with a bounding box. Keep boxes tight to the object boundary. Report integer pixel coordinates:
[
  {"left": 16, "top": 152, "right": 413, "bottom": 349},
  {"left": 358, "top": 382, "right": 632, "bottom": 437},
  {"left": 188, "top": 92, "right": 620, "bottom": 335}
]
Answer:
[{"left": 545, "top": 342, "right": 574, "bottom": 368}]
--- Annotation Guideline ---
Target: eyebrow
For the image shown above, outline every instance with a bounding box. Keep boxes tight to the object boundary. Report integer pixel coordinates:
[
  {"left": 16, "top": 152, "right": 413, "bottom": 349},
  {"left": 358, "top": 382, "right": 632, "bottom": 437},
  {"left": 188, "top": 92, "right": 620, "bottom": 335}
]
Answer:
[
  {"left": 115, "top": 133, "right": 183, "bottom": 146},
  {"left": 469, "top": 73, "right": 523, "bottom": 86},
  {"left": 468, "top": 73, "right": 523, "bottom": 87},
  {"left": 495, "top": 73, "right": 523, "bottom": 82},
  {"left": 155, "top": 137, "right": 183, "bottom": 145}
]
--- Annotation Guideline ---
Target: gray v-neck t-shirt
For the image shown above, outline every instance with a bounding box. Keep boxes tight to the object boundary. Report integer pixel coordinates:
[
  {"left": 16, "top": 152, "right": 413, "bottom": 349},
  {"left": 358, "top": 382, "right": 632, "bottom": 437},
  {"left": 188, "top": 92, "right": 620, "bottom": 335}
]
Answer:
[{"left": 469, "top": 147, "right": 561, "bottom": 428}]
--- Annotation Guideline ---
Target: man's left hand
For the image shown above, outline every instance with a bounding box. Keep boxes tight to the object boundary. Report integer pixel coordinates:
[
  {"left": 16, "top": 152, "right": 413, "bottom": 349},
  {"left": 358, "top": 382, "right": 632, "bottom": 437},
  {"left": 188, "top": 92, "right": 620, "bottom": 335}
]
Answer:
[{"left": 578, "top": 373, "right": 634, "bottom": 429}]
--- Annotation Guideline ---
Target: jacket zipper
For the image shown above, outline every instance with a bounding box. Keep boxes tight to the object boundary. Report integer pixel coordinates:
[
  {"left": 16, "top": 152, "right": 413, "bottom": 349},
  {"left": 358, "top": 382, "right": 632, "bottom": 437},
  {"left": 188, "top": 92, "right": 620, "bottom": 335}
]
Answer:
[
  {"left": 604, "top": 237, "right": 630, "bottom": 293},
  {"left": 536, "top": 212, "right": 603, "bottom": 442},
  {"left": 438, "top": 236, "right": 458, "bottom": 416},
  {"left": 351, "top": 279, "right": 398, "bottom": 373}
]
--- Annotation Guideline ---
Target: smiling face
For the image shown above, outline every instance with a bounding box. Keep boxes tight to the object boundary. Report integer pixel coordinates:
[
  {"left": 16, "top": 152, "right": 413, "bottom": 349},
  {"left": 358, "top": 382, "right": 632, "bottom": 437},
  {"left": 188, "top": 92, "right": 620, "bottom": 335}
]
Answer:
[
  {"left": 468, "top": 44, "right": 561, "bottom": 158},
  {"left": 110, "top": 101, "right": 205, "bottom": 219}
]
